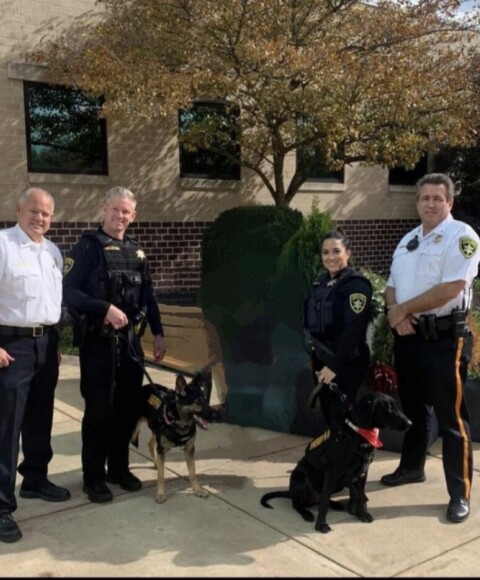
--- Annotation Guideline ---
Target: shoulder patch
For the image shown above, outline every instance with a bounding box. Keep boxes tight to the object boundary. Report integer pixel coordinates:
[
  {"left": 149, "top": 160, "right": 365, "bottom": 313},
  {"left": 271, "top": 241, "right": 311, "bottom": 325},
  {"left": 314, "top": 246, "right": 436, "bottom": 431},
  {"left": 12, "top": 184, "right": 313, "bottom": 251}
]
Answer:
[
  {"left": 349, "top": 293, "right": 367, "bottom": 314},
  {"left": 63, "top": 257, "right": 74, "bottom": 277},
  {"left": 459, "top": 237, "right": 478, "bottom": 259}
]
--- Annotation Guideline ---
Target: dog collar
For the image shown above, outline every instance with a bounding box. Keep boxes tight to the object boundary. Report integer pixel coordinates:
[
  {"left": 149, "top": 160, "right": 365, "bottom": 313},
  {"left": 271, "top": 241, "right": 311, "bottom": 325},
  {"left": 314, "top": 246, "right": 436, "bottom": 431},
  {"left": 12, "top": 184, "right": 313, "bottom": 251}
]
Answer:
[
  {"left": 345, "top": 419, "right": 383, "bottom": 448},
  {"left": 163, "top": 404, "right": 175, "bottom": 425}
]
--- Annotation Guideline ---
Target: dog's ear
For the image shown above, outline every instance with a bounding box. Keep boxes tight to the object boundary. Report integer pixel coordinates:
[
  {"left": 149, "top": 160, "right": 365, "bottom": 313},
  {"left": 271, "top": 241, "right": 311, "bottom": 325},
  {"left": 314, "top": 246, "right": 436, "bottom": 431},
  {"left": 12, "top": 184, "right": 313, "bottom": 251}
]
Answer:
[{"left": 175, "top": 375, "right": 188, "bottom": 396}]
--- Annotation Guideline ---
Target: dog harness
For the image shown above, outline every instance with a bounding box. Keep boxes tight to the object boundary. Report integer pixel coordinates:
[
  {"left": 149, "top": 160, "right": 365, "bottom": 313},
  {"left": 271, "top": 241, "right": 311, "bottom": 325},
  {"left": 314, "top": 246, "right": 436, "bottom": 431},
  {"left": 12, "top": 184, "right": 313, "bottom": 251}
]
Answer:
[{"left": 304, "top": 428, "right": 375, "bottom": 481}]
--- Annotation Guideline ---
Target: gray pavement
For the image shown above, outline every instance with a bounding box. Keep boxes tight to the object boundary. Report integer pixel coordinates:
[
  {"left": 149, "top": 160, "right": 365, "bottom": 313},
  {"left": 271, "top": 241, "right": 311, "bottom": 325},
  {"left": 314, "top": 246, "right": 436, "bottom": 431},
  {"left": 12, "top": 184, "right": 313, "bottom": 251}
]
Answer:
[{"left": 1, "top": 355, "right": 480, "bottom": 577}]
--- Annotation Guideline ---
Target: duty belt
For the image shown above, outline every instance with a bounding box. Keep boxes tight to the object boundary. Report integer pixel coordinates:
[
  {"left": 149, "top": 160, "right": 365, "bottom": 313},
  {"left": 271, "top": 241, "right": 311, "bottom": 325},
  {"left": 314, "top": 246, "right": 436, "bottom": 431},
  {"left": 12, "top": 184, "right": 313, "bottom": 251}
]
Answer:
[
  {"left": 414, "top": 311, "right": 467, "bottom": 341},
  {"left": 0, "top": 325, "right": 53, "bottom": 337}
]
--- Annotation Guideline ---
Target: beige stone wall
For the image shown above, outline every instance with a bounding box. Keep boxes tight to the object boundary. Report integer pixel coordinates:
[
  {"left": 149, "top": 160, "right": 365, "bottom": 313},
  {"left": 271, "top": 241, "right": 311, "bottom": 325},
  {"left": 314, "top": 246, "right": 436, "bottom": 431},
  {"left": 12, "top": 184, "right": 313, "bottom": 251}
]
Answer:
[{"left": 0, "top": 0, "right": 419, "bottom": 224}]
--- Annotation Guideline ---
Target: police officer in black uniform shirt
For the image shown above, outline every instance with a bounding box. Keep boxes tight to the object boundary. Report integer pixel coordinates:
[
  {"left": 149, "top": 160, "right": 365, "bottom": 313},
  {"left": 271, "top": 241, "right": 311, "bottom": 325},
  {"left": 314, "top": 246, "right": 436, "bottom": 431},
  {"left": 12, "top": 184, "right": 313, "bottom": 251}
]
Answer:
[
  {"left": 63, "top": 186, "right": 165, "bottom": 503},
  {"left": 304, "top": 229, "right": 373, "bottom": 427}
]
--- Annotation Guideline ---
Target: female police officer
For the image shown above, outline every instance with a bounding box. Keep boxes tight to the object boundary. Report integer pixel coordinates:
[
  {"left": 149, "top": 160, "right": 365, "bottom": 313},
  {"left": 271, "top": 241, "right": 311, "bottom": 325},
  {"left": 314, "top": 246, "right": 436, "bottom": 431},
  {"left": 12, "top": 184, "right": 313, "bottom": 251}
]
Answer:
[{"left": 304, "top": 229, "right": 373, "bottom": 427}]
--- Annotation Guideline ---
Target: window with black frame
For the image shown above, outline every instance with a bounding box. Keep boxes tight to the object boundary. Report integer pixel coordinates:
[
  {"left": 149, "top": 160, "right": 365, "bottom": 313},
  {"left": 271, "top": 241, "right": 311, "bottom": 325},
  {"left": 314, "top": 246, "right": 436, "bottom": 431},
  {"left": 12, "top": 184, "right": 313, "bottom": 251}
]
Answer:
[
  {"left": 178, "top": 101, "right": 240, "bottom": 180},
  {"left": 23, "top": 81, "right": 108, "bottom": 175},
  {"left": 296, "top": 145, "right": 344, "bottom": 183},
  {"left": 389, "top": 154, "right": 428, "bottom": 186}
]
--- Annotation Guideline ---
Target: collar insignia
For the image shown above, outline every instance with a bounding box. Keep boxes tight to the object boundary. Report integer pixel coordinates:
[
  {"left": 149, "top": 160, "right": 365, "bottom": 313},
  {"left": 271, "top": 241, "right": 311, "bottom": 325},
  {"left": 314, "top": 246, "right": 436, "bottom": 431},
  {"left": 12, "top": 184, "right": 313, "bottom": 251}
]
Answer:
[
  {"left": 349, "top": 293, "right": 367, "bottom": 314},
  {"left": 459, "top": 237, "right": 478, "bottom": 259}
]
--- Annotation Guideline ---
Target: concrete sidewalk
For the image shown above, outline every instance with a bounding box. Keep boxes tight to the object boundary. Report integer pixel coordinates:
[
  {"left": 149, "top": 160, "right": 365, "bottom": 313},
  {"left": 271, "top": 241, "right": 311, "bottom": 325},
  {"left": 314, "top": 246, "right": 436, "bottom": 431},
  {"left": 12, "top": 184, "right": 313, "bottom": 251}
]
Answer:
[{"left": 1, "top": 355, "right": 480, "bottom": 577}]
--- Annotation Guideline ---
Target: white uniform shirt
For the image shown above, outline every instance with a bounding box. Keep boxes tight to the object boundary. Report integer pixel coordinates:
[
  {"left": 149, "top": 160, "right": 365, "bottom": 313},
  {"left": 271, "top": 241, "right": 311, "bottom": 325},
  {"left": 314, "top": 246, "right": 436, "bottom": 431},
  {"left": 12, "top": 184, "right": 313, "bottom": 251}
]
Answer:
[
  {"left": 0, "top": 224, "right": 63, "bottom": 326},
  {"left": 387, "top": 214, "right": 480, "bottom": 317}
]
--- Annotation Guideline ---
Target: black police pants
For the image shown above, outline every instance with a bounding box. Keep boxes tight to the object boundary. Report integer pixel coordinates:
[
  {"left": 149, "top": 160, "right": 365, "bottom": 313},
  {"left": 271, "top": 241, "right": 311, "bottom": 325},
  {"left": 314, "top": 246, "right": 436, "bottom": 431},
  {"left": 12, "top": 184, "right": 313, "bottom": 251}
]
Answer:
[
  {"left": 0, "top": 331, "right": 59, "bottom": 514},
  {"left": 394, "top": 331, "right": 473, "bottom": 500},
  {"left": 79, "top": 332, "right": 144, "bottom": 484}
]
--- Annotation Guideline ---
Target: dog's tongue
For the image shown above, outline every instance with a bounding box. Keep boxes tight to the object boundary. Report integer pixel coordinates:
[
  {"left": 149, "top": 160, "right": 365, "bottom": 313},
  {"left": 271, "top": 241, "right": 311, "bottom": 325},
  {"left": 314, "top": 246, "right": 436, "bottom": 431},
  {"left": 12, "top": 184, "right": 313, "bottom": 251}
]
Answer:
[
  {"left": 194, "top": 415, "right": 208, "bottom": 430},
  {"left": 358, "top": 427, "right": 383, "bottom": 448}
]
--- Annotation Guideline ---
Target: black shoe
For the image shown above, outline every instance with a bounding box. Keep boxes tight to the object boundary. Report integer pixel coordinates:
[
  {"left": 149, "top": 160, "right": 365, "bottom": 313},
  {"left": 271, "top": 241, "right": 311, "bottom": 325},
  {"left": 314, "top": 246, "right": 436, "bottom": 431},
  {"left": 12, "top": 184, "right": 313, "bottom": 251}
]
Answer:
[
  {"left": 447, "top": 497, "right": 470, "bottom": 523},
  {"left": 20, "top": 480, "right": 71, "bottom": 502},
  {"left": 380, "top": 468, "right": 426, "bottom": 487},
  {"left": 0, "top": 513, "right": 22, "bottom": 543},
  {"left": 83, "top": 481, "right": 113, "bottom": 503},
  {"left": 106, "top": 471, "right": 142, "bottom": 492}
]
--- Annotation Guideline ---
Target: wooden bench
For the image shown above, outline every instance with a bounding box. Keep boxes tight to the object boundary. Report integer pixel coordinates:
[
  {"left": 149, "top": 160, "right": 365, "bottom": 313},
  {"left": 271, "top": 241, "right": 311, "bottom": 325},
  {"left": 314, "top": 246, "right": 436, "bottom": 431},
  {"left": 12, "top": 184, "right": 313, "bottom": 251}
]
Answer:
[
  {"left": 142, "top": 353, "right": 198, "bottom": 377},
  {"left": 141, "top": 304, "right": 227, "bottom": 403}
]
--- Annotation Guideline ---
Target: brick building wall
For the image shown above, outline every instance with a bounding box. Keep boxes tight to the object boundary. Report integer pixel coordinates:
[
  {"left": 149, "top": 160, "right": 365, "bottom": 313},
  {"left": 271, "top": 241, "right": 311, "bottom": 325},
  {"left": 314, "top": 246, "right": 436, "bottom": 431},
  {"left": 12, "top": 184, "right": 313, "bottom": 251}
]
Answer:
[
  {"left": 1, "top": 217, "right": 419, "bottom": 304},
  {"left": 338, "top": 218, "right": 419, "bottom": 275}
]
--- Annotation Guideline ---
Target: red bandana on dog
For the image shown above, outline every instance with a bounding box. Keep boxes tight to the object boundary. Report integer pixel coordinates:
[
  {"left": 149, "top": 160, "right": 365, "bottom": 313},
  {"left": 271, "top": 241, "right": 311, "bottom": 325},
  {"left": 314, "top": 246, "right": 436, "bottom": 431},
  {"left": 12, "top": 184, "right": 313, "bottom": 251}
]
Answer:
[{"left": 345, "top": 420, "right": 383, "bottom": 448}]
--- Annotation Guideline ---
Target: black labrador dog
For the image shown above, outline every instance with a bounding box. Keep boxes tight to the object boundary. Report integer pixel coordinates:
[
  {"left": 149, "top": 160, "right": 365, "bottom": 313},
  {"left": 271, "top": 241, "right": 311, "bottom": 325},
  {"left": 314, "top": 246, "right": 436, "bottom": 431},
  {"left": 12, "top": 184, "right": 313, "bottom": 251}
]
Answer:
[
  {"left": 131, "top": 372, "right": 217, "bottom": 503},
  {"left": 260, "top": 390, "right": 411, "bottom": 533}
]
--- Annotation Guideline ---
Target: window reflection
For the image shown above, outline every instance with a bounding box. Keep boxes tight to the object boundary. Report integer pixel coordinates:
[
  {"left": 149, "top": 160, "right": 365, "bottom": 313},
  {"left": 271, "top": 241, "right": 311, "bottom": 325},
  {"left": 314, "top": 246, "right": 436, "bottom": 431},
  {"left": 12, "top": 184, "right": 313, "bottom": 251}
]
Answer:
[
  {"left": 178, "top": 101, "right": 240, "bottom": 180},
  {"left": 24, "top": 81, "right": 108, "bottom": 175}
]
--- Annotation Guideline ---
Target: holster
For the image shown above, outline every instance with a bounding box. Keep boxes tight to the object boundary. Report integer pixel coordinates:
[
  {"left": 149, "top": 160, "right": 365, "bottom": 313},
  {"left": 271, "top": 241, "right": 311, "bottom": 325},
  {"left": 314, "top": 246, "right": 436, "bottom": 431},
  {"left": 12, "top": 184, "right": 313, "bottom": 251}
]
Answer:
[
  {"left": 417, "top": 314, "right": 438, "bottom": 341},
  {"left": 417, "top": 309, "right": 468, "bottom": 341},
  {"left": 69, "top": 309, "right": 101, "bottom": 347}
]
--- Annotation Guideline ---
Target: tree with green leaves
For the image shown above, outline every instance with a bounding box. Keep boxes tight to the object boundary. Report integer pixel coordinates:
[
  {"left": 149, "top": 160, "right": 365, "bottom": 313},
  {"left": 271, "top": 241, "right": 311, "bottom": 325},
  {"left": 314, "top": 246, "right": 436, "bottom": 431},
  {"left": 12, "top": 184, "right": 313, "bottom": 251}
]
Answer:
[
  {"left": 32, "top": 0, "right": 480, "bottom": 206},
  {"left": 434, "top": 139, "right": 480, "bottom": 234}
]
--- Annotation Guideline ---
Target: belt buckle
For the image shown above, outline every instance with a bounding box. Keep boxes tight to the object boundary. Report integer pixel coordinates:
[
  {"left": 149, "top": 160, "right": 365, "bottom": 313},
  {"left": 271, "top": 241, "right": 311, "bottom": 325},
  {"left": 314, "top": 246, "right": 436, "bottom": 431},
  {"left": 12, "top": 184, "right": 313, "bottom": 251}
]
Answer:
[{"left": 32, "top": 326, "right": 43, "bottom": 337}]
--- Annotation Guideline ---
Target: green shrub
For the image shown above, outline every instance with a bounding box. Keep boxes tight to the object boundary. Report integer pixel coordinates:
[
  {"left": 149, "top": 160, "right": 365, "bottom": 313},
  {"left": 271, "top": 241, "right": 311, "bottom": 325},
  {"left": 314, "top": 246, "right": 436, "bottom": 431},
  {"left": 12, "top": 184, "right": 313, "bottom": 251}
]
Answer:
[
  {"left": 360, "top": 270, "right": 394, "bottom": 366},
  {"left": 201, "top": 205, "right": 304, "bottom": 278},
  {"left": 272, "top": 198, "right": 335, "bottom": 329},
  {"left": 278, "top": 197, "right": 335, "bottom": 288},
  {"left": 361, "top": 268, "right": 388, "bottom": 322},
  {"left": 57, "top": 321, "right": 79, "bottom": 356},
  {"left": 199, "top": 205, "right": 304, "bottom": 361}
]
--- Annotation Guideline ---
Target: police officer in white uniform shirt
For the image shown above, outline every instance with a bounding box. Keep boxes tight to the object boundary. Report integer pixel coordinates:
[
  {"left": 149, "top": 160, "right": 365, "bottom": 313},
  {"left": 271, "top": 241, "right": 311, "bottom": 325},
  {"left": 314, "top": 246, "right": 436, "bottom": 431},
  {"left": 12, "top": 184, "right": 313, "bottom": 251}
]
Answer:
[
  {"left": 380, "top": 173, "right": 480, "bottom": 524},
  {"left": 0, "top": 187, "right": 70, "bottom": 544}
]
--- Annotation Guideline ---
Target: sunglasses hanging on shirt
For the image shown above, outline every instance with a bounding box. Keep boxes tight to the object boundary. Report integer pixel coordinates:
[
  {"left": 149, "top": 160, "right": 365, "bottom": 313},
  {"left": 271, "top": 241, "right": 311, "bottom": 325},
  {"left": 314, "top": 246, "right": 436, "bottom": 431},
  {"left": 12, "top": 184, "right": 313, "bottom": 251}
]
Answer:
[{"left": 406, "top": 235, "right": 419, "bottom": 252}]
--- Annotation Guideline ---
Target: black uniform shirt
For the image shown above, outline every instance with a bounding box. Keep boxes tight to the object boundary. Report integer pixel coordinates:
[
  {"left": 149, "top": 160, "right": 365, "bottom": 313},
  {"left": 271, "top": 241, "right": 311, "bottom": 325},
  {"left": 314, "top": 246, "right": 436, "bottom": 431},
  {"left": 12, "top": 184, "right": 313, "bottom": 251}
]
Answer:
[
  {"left": 63, "top": 228, "right": 163, "bottom": 336},
  {"left": 305, "top": 267, "right": 372, "bottom": 373}
]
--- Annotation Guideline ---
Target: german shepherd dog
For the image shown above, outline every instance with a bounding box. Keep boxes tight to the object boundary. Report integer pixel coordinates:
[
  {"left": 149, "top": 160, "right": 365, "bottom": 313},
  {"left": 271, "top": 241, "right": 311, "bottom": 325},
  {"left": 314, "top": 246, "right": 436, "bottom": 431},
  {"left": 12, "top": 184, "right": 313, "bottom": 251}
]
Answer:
[
  {"left": 260, "top": 390, "right": 411, "bottom": 533},
  {"left": 131, "top": 372, "right": 216, "bottom": 503}
]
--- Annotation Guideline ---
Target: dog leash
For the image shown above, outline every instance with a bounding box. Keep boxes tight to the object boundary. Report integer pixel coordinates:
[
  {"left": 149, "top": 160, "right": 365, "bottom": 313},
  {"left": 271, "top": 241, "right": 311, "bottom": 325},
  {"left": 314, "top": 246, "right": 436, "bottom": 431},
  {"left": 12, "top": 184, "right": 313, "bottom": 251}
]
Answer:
[
  {"left": 308, "top": 381, "right": 349, "bottom": 412},
  {"left": 122, "top": 321, "right": 156, "bottom": 385}
]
